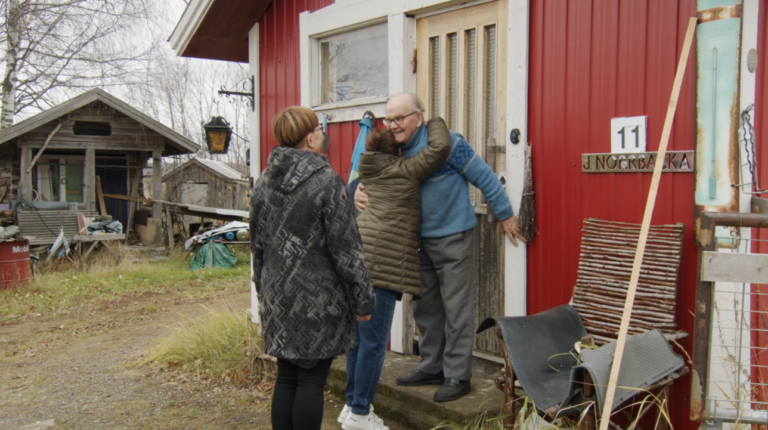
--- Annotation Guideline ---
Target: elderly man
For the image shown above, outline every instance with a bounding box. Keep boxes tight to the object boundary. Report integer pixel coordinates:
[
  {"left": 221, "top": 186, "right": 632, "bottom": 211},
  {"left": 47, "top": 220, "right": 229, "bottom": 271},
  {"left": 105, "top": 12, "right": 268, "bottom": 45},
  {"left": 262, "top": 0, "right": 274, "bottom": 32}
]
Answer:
[{"left": 355, "top": 93, "right": 524, "bottom": 403}]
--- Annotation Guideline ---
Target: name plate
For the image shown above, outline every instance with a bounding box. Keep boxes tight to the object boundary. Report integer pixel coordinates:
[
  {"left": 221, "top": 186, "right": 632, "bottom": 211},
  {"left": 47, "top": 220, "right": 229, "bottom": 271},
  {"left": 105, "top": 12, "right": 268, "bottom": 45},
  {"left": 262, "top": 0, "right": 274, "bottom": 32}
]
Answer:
[{"left": 582, "top": 151, "right": 694, "bottom": 173}]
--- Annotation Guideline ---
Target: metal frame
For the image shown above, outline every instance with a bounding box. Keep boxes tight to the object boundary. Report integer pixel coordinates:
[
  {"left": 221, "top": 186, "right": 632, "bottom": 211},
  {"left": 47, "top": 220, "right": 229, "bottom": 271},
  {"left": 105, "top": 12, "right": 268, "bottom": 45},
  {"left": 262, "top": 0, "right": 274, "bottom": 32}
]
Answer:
[{"left": 691, "top": 212, "right": 768, "bottom": 422}]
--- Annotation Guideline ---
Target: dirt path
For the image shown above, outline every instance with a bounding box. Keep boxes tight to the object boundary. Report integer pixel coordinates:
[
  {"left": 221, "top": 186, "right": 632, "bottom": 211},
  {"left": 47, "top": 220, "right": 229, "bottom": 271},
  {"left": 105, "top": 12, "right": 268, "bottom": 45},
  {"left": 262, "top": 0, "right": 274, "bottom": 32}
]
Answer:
[{"left": 0, "top": 292, "right": 352, "bottom": 430}]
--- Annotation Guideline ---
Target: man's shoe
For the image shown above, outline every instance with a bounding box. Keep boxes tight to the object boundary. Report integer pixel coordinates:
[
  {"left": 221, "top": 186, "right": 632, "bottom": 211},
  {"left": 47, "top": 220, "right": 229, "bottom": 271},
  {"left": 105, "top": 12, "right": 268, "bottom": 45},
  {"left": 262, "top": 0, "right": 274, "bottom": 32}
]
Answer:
[
  {"left": 342, "top": 411, "right": 390, "bottom": 430},
  {"left": 396, "top": 370, "right": 445, "bottom": 386},
  {"left": 433, "top": 378, "right": 471, "bottom": 402}
]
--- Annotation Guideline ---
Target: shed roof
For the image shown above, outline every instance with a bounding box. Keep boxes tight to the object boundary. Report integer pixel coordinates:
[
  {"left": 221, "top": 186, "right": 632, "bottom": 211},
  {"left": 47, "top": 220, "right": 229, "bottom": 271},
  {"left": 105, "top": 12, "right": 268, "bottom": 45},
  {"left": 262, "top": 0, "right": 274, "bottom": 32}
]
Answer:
[
  {"left": 0, "top": 88, "right": 200, "bottom": 156},
  {"left": 163, "top": 157, "right": 247, "bottom": 182}
]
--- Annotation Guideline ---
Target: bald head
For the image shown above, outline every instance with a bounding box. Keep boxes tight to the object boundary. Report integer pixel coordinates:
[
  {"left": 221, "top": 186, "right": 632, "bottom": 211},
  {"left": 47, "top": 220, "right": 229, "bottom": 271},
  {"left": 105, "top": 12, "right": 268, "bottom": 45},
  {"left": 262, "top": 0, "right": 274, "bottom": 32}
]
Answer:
[{"left": 385, "top": 93, "right": 424, "bottom": 144}]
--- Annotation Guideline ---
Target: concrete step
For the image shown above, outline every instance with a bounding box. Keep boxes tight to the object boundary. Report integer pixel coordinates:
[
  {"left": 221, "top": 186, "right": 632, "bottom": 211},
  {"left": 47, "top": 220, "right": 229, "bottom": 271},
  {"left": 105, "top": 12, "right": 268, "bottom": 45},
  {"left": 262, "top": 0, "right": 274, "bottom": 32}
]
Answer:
[
  {"left": 327, "top": 352, "right": 512, "bottom": 429},
  {"left": 130, "top": 256, "right": 169, "bottom": 263}
]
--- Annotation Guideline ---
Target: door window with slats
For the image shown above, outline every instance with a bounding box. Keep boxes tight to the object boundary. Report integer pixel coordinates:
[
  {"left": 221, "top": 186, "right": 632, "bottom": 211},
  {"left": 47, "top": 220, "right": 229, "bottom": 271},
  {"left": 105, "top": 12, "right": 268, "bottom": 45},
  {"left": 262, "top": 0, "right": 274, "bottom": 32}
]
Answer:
[{"left": 417, "top": 4, "right": 505, "bottom": 212}]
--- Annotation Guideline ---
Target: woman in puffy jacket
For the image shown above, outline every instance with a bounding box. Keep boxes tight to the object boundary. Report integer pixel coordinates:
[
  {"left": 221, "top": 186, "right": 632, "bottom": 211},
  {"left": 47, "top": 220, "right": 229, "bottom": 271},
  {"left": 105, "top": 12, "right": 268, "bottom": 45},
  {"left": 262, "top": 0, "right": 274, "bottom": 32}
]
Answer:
[
  {"left": 339, "top": 118, "right": 450, "bottom": 430},
  {"left": 249, "top": 106, "right": 376, "bottom": 430}
]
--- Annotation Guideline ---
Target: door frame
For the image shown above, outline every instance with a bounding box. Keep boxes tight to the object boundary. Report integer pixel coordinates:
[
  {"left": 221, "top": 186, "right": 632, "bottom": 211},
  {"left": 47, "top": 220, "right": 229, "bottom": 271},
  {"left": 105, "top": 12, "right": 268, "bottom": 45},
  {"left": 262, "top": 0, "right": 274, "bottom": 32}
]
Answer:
[{"left": 293, "top": 0, "right": 531, "bottom": 354}]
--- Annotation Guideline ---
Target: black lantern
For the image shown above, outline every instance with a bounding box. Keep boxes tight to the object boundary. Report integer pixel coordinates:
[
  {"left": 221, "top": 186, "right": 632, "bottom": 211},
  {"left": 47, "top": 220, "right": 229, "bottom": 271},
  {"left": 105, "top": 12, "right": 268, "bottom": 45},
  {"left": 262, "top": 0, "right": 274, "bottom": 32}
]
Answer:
[{"left": 203, "top": 116, "right": 232, "bottom": 154}]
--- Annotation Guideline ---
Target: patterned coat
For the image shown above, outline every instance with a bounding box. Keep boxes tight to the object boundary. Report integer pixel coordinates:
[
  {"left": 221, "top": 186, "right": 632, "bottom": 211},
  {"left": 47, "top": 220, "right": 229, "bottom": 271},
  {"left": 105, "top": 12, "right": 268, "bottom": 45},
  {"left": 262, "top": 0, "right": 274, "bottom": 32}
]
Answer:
[{"left": 250, "top": 146, "right": 376, "bottom": 361}]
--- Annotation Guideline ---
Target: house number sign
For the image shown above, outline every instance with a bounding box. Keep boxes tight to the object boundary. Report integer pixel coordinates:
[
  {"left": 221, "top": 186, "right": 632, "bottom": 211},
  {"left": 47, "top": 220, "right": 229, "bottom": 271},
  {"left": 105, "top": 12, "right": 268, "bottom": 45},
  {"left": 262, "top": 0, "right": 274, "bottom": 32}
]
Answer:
[
  {"left": 611, "top": 116, "right": 647, "bottom": 153},
  {"left": 582, "top": 151, "right": 694, "bottom": 173}
]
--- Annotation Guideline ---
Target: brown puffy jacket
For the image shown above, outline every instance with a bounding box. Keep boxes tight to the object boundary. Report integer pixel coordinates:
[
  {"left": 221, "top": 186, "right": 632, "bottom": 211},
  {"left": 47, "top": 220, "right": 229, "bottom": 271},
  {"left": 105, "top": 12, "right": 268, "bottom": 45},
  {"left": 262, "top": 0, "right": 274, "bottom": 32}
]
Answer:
[{"left": 356, "top": 118, "right": 451, "bottom": 297}]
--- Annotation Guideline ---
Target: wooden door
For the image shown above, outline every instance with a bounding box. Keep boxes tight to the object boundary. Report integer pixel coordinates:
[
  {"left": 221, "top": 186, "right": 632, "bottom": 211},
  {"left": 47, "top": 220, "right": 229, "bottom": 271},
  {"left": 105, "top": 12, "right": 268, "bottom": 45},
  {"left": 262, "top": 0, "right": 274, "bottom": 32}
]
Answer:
[{"left": 416, "top": 0, "right": 508, "bottom": 356}]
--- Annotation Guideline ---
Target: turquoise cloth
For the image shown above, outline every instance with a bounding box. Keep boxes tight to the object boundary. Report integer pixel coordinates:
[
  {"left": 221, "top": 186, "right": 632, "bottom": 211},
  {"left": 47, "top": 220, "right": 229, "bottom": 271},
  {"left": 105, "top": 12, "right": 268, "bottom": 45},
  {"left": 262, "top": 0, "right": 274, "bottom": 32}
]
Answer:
[
  {"left": 189, "top": 241, "right": 238, "bottom": 270},
  {"left": 401, "top": 124, "right": 513, "bottom": 238},
  {"left": 347, "top": 116, "right": 373, "bottom": 184}
]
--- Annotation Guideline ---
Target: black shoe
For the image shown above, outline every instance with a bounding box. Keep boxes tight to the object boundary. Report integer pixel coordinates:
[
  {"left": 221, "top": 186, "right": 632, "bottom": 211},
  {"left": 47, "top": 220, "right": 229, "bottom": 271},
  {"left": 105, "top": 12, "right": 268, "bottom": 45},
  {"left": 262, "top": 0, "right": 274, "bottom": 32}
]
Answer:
[
  {"left": 396, "top": 370, "right": 445, "bottom": 386},
  {"left": 433, "top": 378, "right": 471, "bottom": 402}
]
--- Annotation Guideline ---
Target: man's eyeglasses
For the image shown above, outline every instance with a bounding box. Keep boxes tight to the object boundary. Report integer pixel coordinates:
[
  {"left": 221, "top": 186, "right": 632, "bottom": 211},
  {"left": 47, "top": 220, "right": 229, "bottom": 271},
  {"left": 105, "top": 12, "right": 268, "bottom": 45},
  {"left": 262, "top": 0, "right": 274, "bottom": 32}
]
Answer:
[
  {"left": 312, "top": 124, "right": 326, "bottom": 135},
  {"left": 383, "top": 111, "right": 420, "bottom": 127}
]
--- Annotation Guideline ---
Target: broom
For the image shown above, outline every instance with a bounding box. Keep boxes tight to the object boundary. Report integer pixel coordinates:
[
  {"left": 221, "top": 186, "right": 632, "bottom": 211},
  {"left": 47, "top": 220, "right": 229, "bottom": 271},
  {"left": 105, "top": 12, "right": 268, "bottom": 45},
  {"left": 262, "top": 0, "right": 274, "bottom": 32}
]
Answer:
[{"left": 517, "top": 143, "right": 536, "bottom": 242}]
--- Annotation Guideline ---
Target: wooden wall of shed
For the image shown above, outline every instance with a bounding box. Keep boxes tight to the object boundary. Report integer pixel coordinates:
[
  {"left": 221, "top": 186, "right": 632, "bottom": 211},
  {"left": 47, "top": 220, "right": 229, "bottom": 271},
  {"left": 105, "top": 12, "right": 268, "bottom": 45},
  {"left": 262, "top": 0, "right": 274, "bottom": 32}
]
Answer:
[
  {"left": 26, "top": 101, "right": 164, "bottom": 150},
  {"left": 0, "top": 145, "right": 17, "bottom": 203},
  {"left": 164, "top": 164, "right": 248, "bottom": 211}
]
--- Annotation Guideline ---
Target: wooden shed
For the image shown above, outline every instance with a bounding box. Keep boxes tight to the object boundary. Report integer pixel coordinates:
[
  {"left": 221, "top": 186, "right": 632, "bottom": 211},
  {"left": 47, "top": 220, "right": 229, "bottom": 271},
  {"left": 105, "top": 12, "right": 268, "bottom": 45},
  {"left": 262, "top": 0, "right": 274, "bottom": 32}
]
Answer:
[
  {"left": 0, "top": 88, "right": 199, "bottom": 246},
  {"left": 162, "top": 157, "right": 248, "bottom": 211}
]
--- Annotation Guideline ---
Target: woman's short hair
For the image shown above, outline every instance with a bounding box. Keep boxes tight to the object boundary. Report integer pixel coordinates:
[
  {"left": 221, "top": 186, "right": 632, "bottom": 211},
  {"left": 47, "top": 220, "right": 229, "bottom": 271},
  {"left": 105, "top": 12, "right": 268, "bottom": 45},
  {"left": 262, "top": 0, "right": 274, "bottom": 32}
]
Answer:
[
  {"left": 366, "top": 129, "right": 400, "bottom": 155},
  {"left": 272, "top": 106, "right": 319, "bottom": 147}
]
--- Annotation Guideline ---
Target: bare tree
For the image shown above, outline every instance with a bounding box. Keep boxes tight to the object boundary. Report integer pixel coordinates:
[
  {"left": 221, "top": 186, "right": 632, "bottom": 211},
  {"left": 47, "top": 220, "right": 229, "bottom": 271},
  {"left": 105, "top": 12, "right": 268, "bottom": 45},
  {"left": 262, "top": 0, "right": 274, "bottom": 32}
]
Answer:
[{"left": 0, "top": 0, "right": 156, "bottom": 128}]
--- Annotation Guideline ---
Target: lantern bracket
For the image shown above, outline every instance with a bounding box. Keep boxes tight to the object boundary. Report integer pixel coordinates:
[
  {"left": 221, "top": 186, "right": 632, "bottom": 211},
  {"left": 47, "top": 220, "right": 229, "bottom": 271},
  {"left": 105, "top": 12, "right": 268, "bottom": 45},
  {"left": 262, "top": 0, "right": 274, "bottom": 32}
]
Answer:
[{"left": 218, "top": 75, "right": 255, "bottom": 111}]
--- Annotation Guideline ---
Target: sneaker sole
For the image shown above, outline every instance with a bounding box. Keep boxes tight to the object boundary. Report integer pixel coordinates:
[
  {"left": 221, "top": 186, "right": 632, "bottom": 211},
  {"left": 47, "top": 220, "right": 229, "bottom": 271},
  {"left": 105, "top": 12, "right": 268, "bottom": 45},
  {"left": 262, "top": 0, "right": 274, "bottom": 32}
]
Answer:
[{"left": 395, "top": 378, "right": 445, "bottom": 387}]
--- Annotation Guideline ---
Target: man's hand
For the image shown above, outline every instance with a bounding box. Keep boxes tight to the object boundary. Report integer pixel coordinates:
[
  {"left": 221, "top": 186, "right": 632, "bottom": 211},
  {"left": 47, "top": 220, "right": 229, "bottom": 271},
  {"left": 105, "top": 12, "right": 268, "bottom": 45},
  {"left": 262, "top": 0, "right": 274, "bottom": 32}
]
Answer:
[
  {"left": 354, "top": 183, "right": 369, "bottom": 212},
  {"left": 357, "top": 314, "right": 372, "bottom": 322},
  {"left": 499, "top": 216, "right": 526, "bottom": 247}
]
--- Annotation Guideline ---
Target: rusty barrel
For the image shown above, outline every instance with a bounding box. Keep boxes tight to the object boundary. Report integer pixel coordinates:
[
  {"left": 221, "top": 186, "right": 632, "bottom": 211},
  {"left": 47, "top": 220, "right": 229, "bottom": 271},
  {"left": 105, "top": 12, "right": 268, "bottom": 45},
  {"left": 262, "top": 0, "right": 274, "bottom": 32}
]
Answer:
[{"left": 0, "top": 238, "right": 31, "bottom": 290}]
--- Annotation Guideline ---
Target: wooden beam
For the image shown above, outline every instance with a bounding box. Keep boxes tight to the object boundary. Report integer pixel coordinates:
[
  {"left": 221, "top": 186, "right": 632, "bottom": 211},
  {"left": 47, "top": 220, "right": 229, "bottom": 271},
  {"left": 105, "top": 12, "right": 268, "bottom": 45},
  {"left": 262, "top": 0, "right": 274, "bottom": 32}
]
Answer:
[
  {"left": 103, "top": 193, "right": 151, "bottom": 203},
  {"left": 96, "top": 175, "right": 107, "bottom": 216},
  {"left": 18, "top": 140, "right": 164, "bottom": 152},
  {"left": 598, "top": 17, "right": 697, "bottom": 430},
  {"left": 165, "top": 204, "right": 175, "bottom": 251},
  {"left": 26, "top": 121, "right": 64, "bottom": 173},
  {"left": 19, "top": 147, "right": 32, "bottom": 200},
  {"left": 84, "top": 148, "right": 95, "bottom": 210},
  {"left": 152, "top": 149, "right": 163, "bottom": 248}
]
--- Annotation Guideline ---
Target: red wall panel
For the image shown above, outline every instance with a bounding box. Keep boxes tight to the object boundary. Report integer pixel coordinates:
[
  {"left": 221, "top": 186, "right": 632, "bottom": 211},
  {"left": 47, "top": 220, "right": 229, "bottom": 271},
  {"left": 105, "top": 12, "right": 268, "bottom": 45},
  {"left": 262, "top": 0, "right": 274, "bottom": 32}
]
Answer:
[
  {"left": 528, "top": 1, "right": 697, "bottom": 428},
  {"left": 258, "top": 0, "right": 367, "bottom": 177},
  {"left": 752, "top": 0, "right": 768, "bottom": 410}
]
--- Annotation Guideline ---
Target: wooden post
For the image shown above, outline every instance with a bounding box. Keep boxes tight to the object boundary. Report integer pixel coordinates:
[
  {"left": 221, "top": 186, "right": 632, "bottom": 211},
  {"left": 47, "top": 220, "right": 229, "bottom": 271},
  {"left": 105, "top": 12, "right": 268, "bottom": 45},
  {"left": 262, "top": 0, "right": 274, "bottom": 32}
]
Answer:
[
  {"left": 597, "top": 17, "right": 697, "bottom": 430},
  {"left": 19, "top": 147, "right": 32, "bottom": 200},
  {"left": 84, "top": 148, "right": 95, "bottom": 211},
  {"left": 95, "top": 175, "right": 107, "bottom": 216},
  {"left": 165, "top": 204, "right": 175, "bottom": 251},
  {"left": 152, "top": 149, "right": 163, "bottom": 248}
]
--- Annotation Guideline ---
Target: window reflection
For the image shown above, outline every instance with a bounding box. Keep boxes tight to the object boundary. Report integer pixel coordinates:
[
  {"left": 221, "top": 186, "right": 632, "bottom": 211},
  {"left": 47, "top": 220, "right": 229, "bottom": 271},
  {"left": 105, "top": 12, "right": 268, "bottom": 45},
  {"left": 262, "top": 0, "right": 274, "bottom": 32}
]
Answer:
[{"left": 320, "top": 23, "right": 389, "bottom": 104}]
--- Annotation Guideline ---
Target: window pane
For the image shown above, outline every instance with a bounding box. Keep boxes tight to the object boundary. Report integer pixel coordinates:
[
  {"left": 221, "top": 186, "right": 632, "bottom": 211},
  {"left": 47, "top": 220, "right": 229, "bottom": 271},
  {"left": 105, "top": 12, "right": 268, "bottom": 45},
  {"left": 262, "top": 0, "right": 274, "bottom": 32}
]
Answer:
[
  {"left": 446, "top": 33, "right": 458, "bottom": 129},
  {"left": 429, "top": 36, "right": 440, "bottom": 118},
  {"left": 320, "top": 23, "right": 389, "bottom": 104}
]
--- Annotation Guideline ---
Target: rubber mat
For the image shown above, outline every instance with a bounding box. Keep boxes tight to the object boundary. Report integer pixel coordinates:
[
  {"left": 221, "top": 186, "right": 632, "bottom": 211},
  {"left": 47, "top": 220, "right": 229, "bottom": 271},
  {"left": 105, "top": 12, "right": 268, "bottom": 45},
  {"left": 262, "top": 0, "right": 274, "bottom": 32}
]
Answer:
[
  {"left": 560, "top": 328, "right": 684, "bottom": 414},
  {"left": 477, "top": 304, "right": 587, "bottom": 410}
]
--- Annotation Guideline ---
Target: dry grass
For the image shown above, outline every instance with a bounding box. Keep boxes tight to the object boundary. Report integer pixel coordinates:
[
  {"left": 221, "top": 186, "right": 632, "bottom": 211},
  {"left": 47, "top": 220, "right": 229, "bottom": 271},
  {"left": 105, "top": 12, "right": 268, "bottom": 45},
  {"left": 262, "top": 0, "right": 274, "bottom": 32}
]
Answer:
[
  {"left": 140, "top": 304, "right": 274, "bottom": 387},
  {"left": 0, "top": 247, "right": 250, "bottom": 324}
]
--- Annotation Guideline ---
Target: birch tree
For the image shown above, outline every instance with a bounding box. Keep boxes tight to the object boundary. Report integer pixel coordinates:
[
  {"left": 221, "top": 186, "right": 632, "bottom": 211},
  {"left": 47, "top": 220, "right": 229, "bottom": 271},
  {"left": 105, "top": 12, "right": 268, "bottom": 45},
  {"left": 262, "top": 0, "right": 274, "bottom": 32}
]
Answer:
[{"left": 0, "top": 0, "right": 155, "bottom": 128}]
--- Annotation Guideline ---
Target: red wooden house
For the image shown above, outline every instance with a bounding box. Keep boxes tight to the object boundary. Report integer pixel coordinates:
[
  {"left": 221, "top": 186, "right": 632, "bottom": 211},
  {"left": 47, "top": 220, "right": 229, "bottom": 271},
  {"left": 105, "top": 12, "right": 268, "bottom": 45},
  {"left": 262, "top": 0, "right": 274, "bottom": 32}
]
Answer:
[{"left": 171, "top": 0, "right": 768, "bottom": 427}]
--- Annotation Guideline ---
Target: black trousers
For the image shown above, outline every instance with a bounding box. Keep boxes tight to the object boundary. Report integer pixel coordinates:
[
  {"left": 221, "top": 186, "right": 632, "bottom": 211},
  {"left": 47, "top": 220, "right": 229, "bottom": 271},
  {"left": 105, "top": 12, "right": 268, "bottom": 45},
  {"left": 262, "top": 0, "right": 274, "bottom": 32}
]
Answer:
[{"left": 271, "top": 357, "right": 334, "bottom": 430}]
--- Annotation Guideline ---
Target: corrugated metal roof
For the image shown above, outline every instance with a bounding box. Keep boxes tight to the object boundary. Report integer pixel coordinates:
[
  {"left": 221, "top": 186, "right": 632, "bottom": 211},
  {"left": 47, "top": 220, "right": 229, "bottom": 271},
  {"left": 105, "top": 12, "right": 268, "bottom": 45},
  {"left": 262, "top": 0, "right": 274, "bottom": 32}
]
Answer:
[{"left": 162, "top": 157, "right": 246, "bottom": 182}]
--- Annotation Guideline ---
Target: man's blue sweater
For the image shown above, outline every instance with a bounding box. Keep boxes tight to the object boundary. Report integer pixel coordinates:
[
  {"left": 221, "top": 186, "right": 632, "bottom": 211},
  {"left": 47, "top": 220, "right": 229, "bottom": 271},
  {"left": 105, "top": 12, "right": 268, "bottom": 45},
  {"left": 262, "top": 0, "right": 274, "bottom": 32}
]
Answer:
[{"left": 401, "top": 123, "right": 513, "bottom": 238}]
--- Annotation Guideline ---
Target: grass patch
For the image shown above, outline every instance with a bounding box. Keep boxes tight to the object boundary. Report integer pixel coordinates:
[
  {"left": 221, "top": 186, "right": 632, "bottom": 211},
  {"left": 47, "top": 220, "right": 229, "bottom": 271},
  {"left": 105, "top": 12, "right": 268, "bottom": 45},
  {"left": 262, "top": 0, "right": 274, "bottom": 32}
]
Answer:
[
  {"left": 0, "top": 247, "right": 251, "bottom": 324},
  {"left": 140, "top": 305, "right": 274, "bottom": 387}
]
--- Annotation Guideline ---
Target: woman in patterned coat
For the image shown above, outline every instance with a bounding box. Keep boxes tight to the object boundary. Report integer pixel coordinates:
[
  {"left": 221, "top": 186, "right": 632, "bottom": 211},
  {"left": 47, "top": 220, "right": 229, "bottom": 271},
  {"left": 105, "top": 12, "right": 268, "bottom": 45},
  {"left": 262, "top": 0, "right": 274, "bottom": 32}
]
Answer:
[{"left": 249, "top": 106, "right": 376, "bottom": 430}]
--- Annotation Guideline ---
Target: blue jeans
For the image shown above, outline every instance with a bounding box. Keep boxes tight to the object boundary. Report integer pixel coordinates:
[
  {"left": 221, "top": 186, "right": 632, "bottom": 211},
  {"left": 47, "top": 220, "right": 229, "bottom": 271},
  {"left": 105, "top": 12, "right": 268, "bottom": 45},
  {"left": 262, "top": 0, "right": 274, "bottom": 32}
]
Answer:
[{"left": 345, "top": 288, "right": 399, "bottom": 415}]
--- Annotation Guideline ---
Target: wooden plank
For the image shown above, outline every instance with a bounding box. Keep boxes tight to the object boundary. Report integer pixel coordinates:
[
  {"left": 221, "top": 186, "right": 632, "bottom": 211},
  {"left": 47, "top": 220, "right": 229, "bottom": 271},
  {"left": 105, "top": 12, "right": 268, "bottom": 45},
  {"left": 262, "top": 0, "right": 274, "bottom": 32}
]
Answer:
[
  {"left": 18, "top": 139, "right": 164, "bottom": 151},
  {"left": 95, "top": 175, "right": 107, "bottom": 216},
  {"left": 74, "top": 233, "right": 126, "bottom": 242},
  {"left": 598, "top": 18, "right": 697, "bottom": 429},
  {"left": 701, "top": 251, "right": 768, "bottom": 283},
  {"left": 19, "top": 147, "right": 32, "bottom": 199},
  {"left": 84, "top": 148, "right": 95, "bottom": 210},
  {"left": 104, "top": 193, "right": 150, "bottom": 203}
]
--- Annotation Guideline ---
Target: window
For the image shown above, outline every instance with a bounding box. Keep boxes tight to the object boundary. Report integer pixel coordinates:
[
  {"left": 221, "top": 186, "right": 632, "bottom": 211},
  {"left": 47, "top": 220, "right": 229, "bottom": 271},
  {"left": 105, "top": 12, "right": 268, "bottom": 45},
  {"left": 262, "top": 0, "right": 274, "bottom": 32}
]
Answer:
[
  {"left": 73, "top": 121, "right": 111, "bottom": 136},
  {"left": 319, "top": 23, "right": 388, "bottom": 105}
]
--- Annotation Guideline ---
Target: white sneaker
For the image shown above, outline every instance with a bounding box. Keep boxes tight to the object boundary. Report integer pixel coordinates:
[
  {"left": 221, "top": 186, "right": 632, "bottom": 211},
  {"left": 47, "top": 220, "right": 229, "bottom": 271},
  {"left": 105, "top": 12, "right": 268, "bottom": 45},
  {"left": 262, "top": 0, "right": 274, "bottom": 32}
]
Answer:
[
  {"left": 337, "top": 404, "right": 351, "bottom": 424},
  {"left": 342, "top": 410, "right": 390, "bottom": 430}
]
